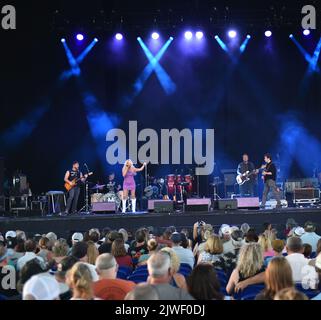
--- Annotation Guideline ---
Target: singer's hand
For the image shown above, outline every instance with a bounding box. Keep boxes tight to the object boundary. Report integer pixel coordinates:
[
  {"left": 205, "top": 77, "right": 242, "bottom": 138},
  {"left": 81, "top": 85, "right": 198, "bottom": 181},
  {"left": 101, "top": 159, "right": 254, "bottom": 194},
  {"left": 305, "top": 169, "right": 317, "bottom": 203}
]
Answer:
[{"left": 143, "top": 162, "right": 147, "bottom": 167}]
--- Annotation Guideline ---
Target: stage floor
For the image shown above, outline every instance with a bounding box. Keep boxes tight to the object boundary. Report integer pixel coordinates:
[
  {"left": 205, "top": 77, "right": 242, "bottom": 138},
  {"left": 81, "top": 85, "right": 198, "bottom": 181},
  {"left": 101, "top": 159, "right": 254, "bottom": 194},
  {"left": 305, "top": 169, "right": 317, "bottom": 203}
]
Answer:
[{"left": 1, "top": 207, "right": 321, "bottom": 239}]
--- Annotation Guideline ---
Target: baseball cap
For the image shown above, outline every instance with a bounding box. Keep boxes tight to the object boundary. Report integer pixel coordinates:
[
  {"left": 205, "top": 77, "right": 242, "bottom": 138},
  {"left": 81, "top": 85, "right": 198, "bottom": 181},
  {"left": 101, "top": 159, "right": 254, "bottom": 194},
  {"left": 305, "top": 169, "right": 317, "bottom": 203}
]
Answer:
[
  {"left": 72, "top": 232, "right": 84, "bottom": 242},
  {"left": 46, "top": 232, "right": 57, "bottom": 242},
  {"left": 5, "top": 231, "right": 17, "bottom": 239},
  {"left": 23, "top": 274, "right": 60, "bottom": 300},
  {"left": 170, "top": 232, "right": 182, "bottom": 244},
  {"left": 220, "top": 224, "right": 231, "bottom": 235},
  {"left": 294, "top": 227, "right": 305, "bottom": 237}
]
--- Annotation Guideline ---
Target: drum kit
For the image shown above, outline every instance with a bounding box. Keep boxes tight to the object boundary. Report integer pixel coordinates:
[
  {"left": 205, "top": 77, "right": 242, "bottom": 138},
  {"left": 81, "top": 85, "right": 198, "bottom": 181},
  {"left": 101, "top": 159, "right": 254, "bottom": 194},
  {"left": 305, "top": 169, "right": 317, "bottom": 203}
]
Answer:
[
  {"left": 90, "top": 184, "right": 122, "bottom": 211},
  {"left": 144, "top": 174, "right": 194, "bottom": 201}
]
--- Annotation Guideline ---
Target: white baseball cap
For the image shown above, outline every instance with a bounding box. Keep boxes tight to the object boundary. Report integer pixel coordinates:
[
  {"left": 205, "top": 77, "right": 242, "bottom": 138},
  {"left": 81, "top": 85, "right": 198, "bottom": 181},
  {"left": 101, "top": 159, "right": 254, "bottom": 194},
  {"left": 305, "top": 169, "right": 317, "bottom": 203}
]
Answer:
[
  {"left": 220, "top": 224, "right": 231, "bottom": 235},
  {"left": 45, "top": 232, "right": 57, "bottom": 242},
  {"left": 23, "top": 274, "right": 60, "bottom": 300},
  {"left": 72, "top": 232, "right": 84, "bottom": 242},
  {"left": 5, "top": 231, "right": 17, "bottom": 239},
  {"left": 294, "top": 227, "right": 305, "bottom": 237}
]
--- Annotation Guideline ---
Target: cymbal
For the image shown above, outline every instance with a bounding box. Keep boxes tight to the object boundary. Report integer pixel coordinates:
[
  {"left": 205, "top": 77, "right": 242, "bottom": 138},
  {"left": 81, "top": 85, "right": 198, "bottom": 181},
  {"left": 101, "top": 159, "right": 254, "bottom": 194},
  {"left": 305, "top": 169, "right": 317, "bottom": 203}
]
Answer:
[{"left": 91, "top": 184, "right": 106, "bottom": 190}]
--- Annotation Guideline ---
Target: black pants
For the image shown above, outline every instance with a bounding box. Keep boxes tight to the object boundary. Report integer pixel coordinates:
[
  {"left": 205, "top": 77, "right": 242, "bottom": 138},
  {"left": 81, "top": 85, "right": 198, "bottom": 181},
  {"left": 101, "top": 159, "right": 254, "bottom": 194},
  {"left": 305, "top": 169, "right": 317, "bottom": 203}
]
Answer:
[
  {"left": 261, "top": 179, "right": 281, "bottom": 206},
  {"left": 239, "top": 181, "right": 254, "bottom": 197},
  {"left": 66, "top": 187, "right": 80, "bottom": 213}
]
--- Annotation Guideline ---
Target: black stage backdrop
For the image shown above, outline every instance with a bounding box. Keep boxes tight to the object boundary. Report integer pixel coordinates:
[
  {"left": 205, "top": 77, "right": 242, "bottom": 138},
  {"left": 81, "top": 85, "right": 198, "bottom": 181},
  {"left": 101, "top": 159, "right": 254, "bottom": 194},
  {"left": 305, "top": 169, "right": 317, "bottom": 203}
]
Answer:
[{"left": 1, "top": 0, "right": 321, "bottom": 195}]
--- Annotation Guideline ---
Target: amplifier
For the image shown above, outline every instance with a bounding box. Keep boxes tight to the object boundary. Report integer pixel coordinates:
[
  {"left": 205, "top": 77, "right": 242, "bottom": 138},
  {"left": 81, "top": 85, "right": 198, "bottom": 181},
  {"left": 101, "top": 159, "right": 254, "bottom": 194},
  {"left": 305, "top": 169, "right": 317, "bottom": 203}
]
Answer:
[
  {"left": 236, "top": 197, "right": 260, "bottom": 209},
  {"left": 185, "top": 198, "right": 211, "bottom": 212},
  {"left": 218, "top": 199, "right": 238, "bottom": 210},
  {"left": 92, "top": 202, "right": 116, "bottom": 213},
  {"left": 294, "top": 188, "right": 320, "bottom": 200}
]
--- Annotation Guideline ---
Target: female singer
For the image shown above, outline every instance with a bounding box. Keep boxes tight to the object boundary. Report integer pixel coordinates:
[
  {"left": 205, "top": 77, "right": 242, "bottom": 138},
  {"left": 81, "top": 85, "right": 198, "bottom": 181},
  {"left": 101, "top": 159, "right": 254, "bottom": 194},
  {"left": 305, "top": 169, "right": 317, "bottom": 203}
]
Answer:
[{"left": 122, "top": 160, "right": 146, "bottom": 213}]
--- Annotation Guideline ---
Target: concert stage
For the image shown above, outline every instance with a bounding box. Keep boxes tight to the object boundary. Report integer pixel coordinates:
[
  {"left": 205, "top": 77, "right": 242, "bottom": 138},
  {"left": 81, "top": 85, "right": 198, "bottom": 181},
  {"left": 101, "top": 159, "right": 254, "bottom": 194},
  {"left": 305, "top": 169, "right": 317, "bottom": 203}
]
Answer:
[{"left": 1, "top": 207, "right": 321, "bottom": 239}]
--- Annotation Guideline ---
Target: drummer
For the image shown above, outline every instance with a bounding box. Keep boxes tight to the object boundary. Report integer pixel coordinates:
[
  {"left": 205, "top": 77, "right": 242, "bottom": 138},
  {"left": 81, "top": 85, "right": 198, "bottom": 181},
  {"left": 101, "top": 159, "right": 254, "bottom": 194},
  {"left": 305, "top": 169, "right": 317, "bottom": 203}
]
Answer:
[{"left": 106, "top": 172, "right": 122, "bottom": 194}]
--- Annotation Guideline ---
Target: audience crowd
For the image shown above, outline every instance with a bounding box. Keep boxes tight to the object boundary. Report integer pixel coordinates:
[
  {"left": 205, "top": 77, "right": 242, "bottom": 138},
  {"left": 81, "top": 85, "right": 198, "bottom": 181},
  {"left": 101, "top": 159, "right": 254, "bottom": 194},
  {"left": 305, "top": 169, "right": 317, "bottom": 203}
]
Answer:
[{"left": 0, "top": 218, "right": 321, "bottom": 300}]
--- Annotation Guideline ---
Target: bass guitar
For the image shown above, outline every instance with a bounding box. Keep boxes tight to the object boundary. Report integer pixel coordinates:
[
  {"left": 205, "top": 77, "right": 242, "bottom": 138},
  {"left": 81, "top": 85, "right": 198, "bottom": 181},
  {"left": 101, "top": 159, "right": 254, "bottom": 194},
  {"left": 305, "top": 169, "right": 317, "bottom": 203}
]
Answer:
[
  {"left": 64, "top": 172, "right": 93, "bottom": 192},
  {"left": 236, "top": 165, "right": 266, "bottom": 185}
]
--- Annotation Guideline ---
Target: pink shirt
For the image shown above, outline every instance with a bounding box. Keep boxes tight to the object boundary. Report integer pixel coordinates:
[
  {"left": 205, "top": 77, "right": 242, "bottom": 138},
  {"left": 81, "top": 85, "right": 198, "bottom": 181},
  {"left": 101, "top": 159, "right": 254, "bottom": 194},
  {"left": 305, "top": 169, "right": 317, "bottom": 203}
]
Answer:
[{"left": 264, "top": 249, "right": 275, "bottom": 258}]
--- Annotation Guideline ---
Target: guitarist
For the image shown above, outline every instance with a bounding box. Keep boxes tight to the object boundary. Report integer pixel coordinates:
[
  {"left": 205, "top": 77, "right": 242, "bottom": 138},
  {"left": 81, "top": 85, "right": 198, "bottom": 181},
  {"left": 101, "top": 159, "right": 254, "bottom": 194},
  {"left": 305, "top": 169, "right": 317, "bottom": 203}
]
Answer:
[
  {"left": 64, "top": 161, "right": 85, "bottom": 215},
  {"left": 237, "top": 153, "right": 256, "bottom": 197}
]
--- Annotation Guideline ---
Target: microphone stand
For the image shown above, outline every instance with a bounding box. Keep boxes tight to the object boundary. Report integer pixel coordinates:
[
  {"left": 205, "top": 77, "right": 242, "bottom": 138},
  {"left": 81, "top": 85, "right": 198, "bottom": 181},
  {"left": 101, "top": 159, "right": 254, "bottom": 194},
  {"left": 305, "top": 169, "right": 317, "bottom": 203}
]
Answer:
[{"left": 78, "top": 163, "right": 91, "bottom": 215}]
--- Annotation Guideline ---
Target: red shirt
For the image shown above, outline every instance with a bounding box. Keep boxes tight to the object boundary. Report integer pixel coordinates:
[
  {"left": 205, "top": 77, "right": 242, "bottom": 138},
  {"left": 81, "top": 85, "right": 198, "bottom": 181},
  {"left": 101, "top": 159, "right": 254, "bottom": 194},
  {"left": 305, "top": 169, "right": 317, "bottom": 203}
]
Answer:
[
  {"left": 93, "top": 279, "right": 136, "bottom": 300},
  {"left": 115, "top": 255, "right": 133, "bottom": 268}
]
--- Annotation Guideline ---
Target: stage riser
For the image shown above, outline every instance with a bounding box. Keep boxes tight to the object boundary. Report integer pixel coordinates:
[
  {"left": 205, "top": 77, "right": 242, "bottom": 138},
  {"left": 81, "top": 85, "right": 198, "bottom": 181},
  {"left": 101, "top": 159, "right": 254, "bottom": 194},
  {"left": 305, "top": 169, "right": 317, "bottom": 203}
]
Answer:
[{"left": 1, "top": 209, "right": 321, "bottom": 239}]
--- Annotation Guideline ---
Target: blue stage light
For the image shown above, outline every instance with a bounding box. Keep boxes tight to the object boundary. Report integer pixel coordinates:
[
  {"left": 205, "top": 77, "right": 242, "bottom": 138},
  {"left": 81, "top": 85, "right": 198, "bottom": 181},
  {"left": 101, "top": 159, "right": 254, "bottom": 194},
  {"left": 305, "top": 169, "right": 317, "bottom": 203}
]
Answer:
[
  {"left": 303, "top": 29, "right": 310, "bottom": 36},
  {"left": 152, "top": 32, "right": 160, "bottom": 40},
  {"left": 196, "top": 31, "right": 204, "bottom": 40},
  {"left": 76, "top": 34, "right": 84, "bottom": 41},
  {"left": 228, "top": 30, "right": 237, "bottom": 38},
  {"left": 115, "top": 33, "right": 123, "bottom": 41},
  {"left": 265, "top": 30, "right": 272, "bottom": 38},
  {"left": 185, "top": 31, "right": 193, "bottom": 40}
]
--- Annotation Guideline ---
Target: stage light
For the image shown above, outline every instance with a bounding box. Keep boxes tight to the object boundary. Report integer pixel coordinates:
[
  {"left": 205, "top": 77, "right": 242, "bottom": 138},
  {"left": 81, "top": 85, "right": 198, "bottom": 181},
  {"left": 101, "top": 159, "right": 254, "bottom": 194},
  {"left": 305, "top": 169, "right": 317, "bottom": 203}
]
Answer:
[
  {"left": 228, "top": 30, "right": 237, "bottom": 38},
  {"left": 196, "top": 31, "right": 204, "bottom": 40},
  {"left": 265, "top": 30, "right": 272, "bottom": 37},
  {"left": 240, "top": 35, "right": 252, "bottom": 53},
  {"left": 303, "top": 29, "right": 310, "bottom": 36},
  {"left": 137, "top": 37, "right": 141, "bottom": 41},
  {"left": 94, "top": 38, "right": 98, "bottom": 42},
  {"left": 246, "top": 35, "right": 251, "bottom": 39},
  {"left": 215, "top": 35, "right": 228, "bottom": 52},
  {"left": 289, "top": 34, "right": 294, "bottom": 38},
  {"left": 184, "top": 31, "right": 193, "bottom": 40},
  {"left": 61, "top": 38, "right": 66, "bottom": 43},
  {"left": 170, "top": 36, "right": 174, "bottom": 41},
  {"left": 76, "top": 34, "right": 84, "bottom": 41},
  {"left": 152, "top": 32, "right": 160, "bottom": 40},
  {"left": 115, "top": 33, "right": 123, "bottom": 41}
]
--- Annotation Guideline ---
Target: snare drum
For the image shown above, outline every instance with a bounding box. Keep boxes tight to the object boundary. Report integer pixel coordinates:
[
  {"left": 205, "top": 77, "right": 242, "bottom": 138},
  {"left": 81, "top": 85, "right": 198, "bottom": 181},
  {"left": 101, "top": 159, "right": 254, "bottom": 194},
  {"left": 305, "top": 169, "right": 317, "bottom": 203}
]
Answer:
[
  {"left": 103, "top": 192, "right": 117, "bottom": 202},
  {"left": 91, "top": 193, "right": 104, "bottom": 203}
]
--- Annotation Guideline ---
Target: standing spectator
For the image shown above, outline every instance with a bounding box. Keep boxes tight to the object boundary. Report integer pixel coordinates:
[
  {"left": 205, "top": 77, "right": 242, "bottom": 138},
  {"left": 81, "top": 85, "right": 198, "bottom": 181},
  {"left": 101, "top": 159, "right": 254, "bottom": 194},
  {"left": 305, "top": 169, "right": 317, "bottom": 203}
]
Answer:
[
  {"left": 52, "top": 239, "right": 69, "bottom": 265},
  {"left": 87, "top": 241, "right": 99, "bottom": 265},
  {"left": 37, "top": 237, "right": 53, "bottom": 264},
  {"left": 93, "top": 254, "right": 135, "bottom": 300},
  {"left": 45, "top": 232, "right": 58, "bottom": 250},
  {"left": 258, "top": 234, "right": 274, "bottom": 258},
  {"left": 71, "top": 232, "right": 84, "bottom": 246},
  {"left": 197, "top": 235, "right": 224, "bottom": 267},
  {"left": 284, "top": 219, "right": 298, "bottom": 238},
  {"left": 147, "top": 252, "right": 193, "bottom": 300},
  {"left": 160, "top": 247, "right": 187, "bottom": 290},
  {"left": 23, "top": 274, "right": 60, "bottom": 300},
  {"left": 255, "top": 256, "right": 294, "bottom": 300},
  {"left": 187, "top": 264, "right": 225, "bottom": 300},
  {"left": 171, "top": 232, "right": 194, "bottom": 269},
  {"left": 245, "top": 229, "right": 259, "bottom": 243},
  {"left": 180, "top": 229, "right": 193, "bottom": 249},
  {"left": 226, "top": 243, "right": 265, "bottom": 295},
  {"left": 300, "top": 221, "right": 321, "bottom": 252},
  {"left": 88, "top": 229, "right": 101, "bottom": 249},
  {"left": 111, "top": 239, "right": 133, "bottom": 268},
  {"left": 66, "top": 262, "right": 94, "bottom": 300},
  {"left": 17, "top": 240, "right": 45, "bottom": 271},
  {"left": 240, "top": 223, "right": 250, "bottom": 236}
]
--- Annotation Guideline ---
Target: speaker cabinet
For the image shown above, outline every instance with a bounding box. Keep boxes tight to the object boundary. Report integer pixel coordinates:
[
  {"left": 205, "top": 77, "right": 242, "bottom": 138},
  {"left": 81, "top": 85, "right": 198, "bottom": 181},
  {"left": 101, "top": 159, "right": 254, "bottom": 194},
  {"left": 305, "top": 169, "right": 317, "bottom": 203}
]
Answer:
[{"left": 218, "top": 199, "right": 238, "bottom": 210}]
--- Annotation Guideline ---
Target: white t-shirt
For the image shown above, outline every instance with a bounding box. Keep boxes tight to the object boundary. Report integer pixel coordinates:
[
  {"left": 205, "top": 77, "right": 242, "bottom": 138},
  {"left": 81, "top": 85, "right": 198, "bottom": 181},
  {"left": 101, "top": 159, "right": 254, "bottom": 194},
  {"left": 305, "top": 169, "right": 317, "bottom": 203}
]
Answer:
[{"left": 286, "top": 253, "right": 309, "bottom": 283}]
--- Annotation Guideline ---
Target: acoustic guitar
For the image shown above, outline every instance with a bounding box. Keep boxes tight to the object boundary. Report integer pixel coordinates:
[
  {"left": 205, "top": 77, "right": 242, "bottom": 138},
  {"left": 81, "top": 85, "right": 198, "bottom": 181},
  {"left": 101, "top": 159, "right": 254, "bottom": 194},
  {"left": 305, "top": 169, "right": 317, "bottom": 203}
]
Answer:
[{"left": 64, "top": 172, "right": 93, "bottom": 192}]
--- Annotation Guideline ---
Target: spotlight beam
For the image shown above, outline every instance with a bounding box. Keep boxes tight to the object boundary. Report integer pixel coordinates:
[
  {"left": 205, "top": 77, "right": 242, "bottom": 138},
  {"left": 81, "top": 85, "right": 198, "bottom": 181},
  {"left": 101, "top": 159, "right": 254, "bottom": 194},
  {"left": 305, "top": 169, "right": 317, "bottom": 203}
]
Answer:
[
  {"left": 214, "top": 36, "right": 228, "bottom": 52},
  {"left": 239, "top": 35, "right": 251, "bottom": 53},
  {"left": 61, "top": 40, "right": 81, "bottom": 76}
]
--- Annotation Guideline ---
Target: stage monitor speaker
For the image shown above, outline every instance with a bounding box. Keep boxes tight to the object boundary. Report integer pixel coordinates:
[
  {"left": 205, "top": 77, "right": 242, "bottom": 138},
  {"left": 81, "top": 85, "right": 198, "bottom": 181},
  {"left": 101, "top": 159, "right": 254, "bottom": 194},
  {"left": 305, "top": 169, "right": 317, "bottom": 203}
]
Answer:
[
  {"left": 218, "top": 198, "right": 238, "bottom": 210},
  {"left": 236, "top": 197, "right": 260, "bottom": 209},
  {"left": 186, "top": 198, "right": 211, "bottom": 212},
  {"left": 154, "top": 200, "right": 174, "bottom": 213},
  {"left": 92, "top": 202, "right": 116, "bottom": 213}
]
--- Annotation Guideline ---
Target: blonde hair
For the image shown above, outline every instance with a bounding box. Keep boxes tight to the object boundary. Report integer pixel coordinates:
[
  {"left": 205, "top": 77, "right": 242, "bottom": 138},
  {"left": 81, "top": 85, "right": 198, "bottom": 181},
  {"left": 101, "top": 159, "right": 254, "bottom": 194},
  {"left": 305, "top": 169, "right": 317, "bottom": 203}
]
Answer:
[
  {"left": 66, "top": 262, "right": 93, "bottom": 297},
  {"left": 258, "top": 234, "right": 272, "bottom": 252},
  {"left": 87, "top": 241, "right": 99, "bottom": 265},
  {"left": 52, "top": 239, "right": 69, "bottom": 257},
  {"left": 205, "top": 235, "right": 223, "bottom": 255},
  {"left": 274, "top": 287, "right": 308, "bottom": 300},
  {"left": 237, "top": 243, "right": 264, "bottom": 279},
  {"left": 160, "top": 247, "right": 180, "bottom": 274},
  {"left": 147, "top": 239, "right": 158, "bottom": 252}
]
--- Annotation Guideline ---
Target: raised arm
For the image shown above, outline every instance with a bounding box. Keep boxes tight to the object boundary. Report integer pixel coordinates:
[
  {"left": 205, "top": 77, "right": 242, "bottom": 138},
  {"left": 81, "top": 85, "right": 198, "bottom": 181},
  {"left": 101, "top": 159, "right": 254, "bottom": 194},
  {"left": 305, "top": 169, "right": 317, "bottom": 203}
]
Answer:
[
  {"left": 133, "top": 162, "right": 146, "bottom": 172},
  {"left": 122, "top": 162, "right": 130, "bottom": 177}
]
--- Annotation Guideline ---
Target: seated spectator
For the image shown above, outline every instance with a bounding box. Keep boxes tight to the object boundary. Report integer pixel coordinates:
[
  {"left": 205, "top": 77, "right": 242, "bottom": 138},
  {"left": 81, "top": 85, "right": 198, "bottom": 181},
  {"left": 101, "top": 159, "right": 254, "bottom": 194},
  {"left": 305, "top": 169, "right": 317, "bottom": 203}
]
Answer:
[
  {"left": 111, "top": 238, "right": 133, "bottom": 268},
  {"left": 244, "top": 228, "right": 259, "bottom": 243},
  {"left": 155, "top": 227, "right": 174, "bottom": 247},
  {"left": 197, "top": 235, "right": 223, "bottom": 267},
  {"left": 93, "top": 253, "right": 135, "bottom": 300},
  {"left": 187, "top": 264, "right": 225, "bottom": 300},
  {"left": 125, "top": 283, "right": 159, "bottom": 300},
  {"left": 240, "top": 223, "right": 250, "bottom": 236},
  {"left": 87, "top": 241, "right": 99, "bottom": 265},
  {"left": 193, "top": 223, "right": 214, "bottom": 257},
  {"left": 52, "top": 239, "right": 69, "bottom": 265},
  {"left": 171, "top": 232, "right": 194, "bottom": 269},
  {"left": 23, "top": 274, "right": 60, "bottom": 300},
  {"left": 17, "top": 239, "right": 45, "bottom": 271},
  {"left": 274, "top": 287, "right": 308, "bottom": 300},
  {"left": 5, "top": 231, "right": 23, "bottom": 266},
  {"left": 71, "top": 232, "right": 84, "bottom": 246},
  {"left": 129, "top": 229, "right": 148, "bottom": 261},
  {"left": 312, "top": 254, "right": 321, "bottom": 300},
  {"left": 45, "top": 232, "right": 58, "bottom": 250},
  {"left": 226, "top": 243, "right": 265, "bottom": 295},
  {"left": 258, "top": 234, "right": 274, "bottom": 258},
  {"left": 220, "top": 225, "right": 234, "bottom": 254},
  {"left": 285, "top": 236, "right": 310, "bottom": 283},
  {"left": 98, "top": 230, "right": 122, "bottom": 255},
  {"left": 118, "top": 228, "right": 130, "bottom": 251},
  {"left": 37, "top": 237, "right": 53, "bottom": 264},
  {"left": 180, "top": 229, "right": 193, "bottom": 249},
  {"left": 138, "top": 238, "right": 159, "bottom": 266},
  {"left": 161, "top": 247, "right": 187, "bottom": 290},
  {"left": 147, "top": 252, "right": 193, "bottom": 300},
  {"left": 88, "top": 229, "right": 101, "bottom": 249},
  {"left": 55, "top": 256, "right": 79, "bottom": 300},
  {"left": 272, "top": 239, "right": 285, "bottom": 257},
  {"left": 284, "top": 218, "right": 298, "bottom": 238},
  {"left": 300, "top": 221, "right": 321, "bottom": 253},
  {"left": 71, "top": 242, "right": 98, "bottom": 281},
  {"left": 303, "top": 243, "right": 312, "bottom": 259},
  {"left": 66, "top": 262, "right": 95, "bottom": 300},
  {"left": 255, "top": 256, "right": 294, "bottom": 300}
]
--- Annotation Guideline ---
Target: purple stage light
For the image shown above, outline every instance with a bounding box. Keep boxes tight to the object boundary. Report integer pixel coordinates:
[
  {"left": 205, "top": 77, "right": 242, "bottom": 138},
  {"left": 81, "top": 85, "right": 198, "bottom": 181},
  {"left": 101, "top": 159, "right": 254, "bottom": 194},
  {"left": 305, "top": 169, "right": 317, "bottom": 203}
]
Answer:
[
  {"left": 76, "top": 34, "right": 84, "bottom": 41},
  {"left": 115, "top": 33, "right": 123, "bottom": 41},
  {"left": 265, "top": 30, "right": 272, "bottom": 37},
  {"left": 303, "top": 29, "right": 310, "bottom": 36},
  {"left": 184, "top": 31, "right": 193, "bottom": 40},
  {"left": 152, "top": 32, "right": 160, "bottom": 40},
  {"left": 228, "top": 30, "right": 237, "bottom": 38},
  {"left": 196, "top": 31, "right": 204, "bottom": 40}
]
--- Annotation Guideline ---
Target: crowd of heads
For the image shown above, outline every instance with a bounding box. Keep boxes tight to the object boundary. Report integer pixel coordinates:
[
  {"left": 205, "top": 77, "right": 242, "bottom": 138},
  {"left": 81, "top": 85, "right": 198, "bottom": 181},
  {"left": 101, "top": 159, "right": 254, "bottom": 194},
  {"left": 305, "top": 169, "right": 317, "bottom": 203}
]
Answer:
[{"left": 0, "top": 218, "right": 321, "bottom": 301}]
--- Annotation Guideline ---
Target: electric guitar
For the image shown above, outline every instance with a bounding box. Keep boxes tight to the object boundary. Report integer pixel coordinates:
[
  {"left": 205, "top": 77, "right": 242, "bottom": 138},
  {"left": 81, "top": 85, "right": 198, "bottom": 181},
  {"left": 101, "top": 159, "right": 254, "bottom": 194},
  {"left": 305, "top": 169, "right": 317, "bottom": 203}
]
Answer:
[
  {"left": 64, "top": 172, "right": 93, "bottom": 192},
  {"left": 236, "top": 165, "right": 266, "bottom": 185}
]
